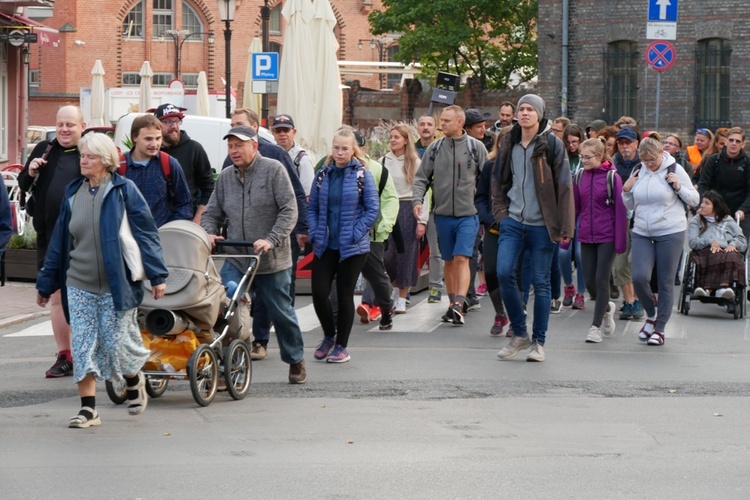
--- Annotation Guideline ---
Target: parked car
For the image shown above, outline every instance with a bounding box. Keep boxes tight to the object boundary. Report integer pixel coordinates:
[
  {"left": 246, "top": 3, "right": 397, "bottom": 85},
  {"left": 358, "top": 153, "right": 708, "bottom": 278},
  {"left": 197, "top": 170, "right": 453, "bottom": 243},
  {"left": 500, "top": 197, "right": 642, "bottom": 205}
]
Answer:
[
  {"left": 25, "top": 126, "right": 56, "bottom": 157},
  {"left": 113, "top": 113, "right": 275, "bottom": 174}
]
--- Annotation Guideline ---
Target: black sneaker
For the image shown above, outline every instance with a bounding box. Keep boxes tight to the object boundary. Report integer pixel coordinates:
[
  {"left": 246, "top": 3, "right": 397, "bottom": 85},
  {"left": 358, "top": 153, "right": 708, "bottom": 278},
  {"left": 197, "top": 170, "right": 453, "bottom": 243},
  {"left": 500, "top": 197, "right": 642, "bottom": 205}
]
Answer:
[
  {"left": 380, "top": 308, "right": 393, "bottom": 331},
  {"left": 465, "top": 296, "right": 481, "bottom": 312},
  {"left": 46, "top": 353, "right": 73, "bottom": 378},
  {"left": 441, "top": 306, "right": 453, "bottom": 323},
  {"left": 450, "top": 303, "right": 465, "bottom": 325}
]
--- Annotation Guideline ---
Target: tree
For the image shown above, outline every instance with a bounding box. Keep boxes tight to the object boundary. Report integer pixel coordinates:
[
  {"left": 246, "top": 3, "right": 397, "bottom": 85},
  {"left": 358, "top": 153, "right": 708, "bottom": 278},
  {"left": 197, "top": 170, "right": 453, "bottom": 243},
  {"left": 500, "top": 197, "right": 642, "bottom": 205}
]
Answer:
[{"left": 369, "top": 0, "right": 537, "bottom": 89}]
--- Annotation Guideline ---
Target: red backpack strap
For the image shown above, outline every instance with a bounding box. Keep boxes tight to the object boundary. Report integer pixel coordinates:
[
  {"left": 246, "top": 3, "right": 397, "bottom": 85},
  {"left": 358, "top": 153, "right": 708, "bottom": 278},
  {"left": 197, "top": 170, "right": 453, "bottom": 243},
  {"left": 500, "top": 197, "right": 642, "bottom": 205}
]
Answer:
[
  {"left": 158, "top": 151, "right": 172, "bottom": 180},
  {"left": 118, "top": 153, "right": 127, "bottom": 175}
]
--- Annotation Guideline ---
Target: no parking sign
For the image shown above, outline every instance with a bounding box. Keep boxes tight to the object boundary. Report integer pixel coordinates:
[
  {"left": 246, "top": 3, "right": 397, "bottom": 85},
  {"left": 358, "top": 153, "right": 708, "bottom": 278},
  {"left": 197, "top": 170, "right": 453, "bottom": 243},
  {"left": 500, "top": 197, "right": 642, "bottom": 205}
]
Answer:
[{"left": 646, "top": 40, "right": 676, "bottom": 72}]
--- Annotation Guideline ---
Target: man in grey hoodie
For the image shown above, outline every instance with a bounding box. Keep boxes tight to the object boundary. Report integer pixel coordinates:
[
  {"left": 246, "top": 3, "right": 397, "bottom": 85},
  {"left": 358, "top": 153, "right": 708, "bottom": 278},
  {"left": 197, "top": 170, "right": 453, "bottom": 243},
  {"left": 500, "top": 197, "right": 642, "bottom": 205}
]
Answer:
[
  {"left": 492, "top": 94, "right": 575, "bottom": 363},
  {"left": 412, "top": 105, "right": 488, "bottom": 325},
  {"left": 201, "top": 125, "right": 307, "bottom": 384}
]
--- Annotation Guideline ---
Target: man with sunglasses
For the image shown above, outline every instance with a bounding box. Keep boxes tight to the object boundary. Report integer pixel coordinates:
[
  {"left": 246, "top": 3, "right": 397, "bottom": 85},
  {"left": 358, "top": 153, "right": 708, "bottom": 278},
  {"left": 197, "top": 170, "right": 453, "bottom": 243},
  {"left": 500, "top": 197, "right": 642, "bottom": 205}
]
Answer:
[
  {"left": 698, "top": 127, "right": 750, "bottom": 241},
  {"left": 154, "top": 103, "right": 215, "bottom": 224}
]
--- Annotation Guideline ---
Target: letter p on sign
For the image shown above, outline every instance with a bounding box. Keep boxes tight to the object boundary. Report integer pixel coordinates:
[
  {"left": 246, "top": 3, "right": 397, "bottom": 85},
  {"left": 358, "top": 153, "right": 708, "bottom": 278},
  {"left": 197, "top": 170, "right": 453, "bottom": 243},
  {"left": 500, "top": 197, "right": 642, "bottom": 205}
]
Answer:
[{"left": 252, "top": 53, "right": 279, "bottom": 81}]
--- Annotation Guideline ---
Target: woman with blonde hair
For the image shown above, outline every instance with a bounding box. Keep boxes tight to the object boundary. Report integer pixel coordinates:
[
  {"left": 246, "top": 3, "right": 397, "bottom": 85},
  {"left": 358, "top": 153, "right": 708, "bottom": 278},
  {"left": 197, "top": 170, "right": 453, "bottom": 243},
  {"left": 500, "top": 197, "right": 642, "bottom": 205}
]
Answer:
[{"left": 382, "top": 123, "right": 423, "bottom": 314}]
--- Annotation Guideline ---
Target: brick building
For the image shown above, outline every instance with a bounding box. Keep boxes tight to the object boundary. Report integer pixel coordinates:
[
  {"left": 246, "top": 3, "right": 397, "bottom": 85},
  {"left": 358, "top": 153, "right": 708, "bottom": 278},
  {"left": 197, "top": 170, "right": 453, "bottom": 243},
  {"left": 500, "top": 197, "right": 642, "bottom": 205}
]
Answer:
[
  {"left": 537, "top": 0, "right": 750, "bottom": 138},
  {"left": 28, "top": 0, "right": 397, "bottom": 124}
]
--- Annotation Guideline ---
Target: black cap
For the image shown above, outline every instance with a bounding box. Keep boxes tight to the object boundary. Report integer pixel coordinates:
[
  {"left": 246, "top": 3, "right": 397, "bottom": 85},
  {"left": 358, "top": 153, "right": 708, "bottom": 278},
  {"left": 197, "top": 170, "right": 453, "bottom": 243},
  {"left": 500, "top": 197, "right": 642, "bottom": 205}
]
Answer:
[
  {"left": 151, "top": 103, "right": 187, "bottom": 120},
  {"left": 271, "top": 114, "right": 295, "bottom": 130},
  {"left": 464, "top": 108, "right": 491, "bottom": 127},
  {"left": 223, "top": 125, "right": 258, "bottom": 142}
]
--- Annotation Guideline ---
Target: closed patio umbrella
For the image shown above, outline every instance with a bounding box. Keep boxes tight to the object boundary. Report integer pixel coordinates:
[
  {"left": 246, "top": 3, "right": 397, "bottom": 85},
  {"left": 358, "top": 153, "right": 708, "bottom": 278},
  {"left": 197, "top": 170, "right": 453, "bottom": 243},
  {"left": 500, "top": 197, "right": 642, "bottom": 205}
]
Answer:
[
  {"left": 196, "top": 71, "right": 211, "bottom": 117},
  {"left": 89, "top": 60, "right": 106, "bottom": 126},
  {"left": 243, "top": 37, "right": 263, "bottom": 116},
  {"left": 138, "top": 61, "right": 154, "bottom": 112}
]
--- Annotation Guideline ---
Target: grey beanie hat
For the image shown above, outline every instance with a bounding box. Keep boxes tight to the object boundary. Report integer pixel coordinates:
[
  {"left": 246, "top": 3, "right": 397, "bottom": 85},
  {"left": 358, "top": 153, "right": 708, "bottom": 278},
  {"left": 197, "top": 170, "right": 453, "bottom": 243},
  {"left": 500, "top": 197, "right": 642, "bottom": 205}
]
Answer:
[{"left": 517, "top": 94, "right": 545, "bottom": 122}]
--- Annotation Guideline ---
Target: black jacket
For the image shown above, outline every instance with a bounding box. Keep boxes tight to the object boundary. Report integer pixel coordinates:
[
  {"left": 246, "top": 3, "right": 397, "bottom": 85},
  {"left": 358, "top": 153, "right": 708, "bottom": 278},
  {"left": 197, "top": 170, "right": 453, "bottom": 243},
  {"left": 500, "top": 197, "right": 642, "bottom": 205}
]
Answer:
[
  {"left": 698, "top": 149, "right": 750, "bottom": 215},
  {"left": 161, "top": 130, "right": 215, "bottom": 207}
]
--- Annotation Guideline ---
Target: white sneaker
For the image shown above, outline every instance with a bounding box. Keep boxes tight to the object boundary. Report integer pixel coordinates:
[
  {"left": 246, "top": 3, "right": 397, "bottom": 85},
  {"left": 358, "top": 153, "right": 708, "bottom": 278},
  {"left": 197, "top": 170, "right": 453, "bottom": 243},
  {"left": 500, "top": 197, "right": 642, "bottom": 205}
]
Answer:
[
  {"left": 716, "top": 287, "right": 735, "bottom": 299},
  {"left": 586, "top": 326, "right": 603, "bottom": 343},
  {"left": 693, "top": 287, "right": 708, "bottom": 297},
  {"left": 602, "top": 301, "right": 616, "bottom": 336},
  {"left": 394, "top": 297, "right": 407, "bottom": 314},
  {"left": 526, "top": 341, "right": 545, "bottom": 362}
]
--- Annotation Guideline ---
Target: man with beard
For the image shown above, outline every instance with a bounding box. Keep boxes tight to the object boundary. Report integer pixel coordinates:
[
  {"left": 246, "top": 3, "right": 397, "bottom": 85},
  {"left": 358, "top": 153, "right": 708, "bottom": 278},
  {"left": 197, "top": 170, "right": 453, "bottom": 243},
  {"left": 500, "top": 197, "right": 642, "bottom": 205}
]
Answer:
[{"left": 153, "top": 103, "right": 214, "bottom": 224}]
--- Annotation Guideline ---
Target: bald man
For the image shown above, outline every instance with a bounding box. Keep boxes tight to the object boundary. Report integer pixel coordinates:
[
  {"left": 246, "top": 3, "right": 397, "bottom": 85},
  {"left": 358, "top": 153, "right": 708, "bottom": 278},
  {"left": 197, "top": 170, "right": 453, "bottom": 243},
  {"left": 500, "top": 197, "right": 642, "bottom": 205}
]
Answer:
[{"left": 19, "top": 105, "right": 86, "bottom": 378}]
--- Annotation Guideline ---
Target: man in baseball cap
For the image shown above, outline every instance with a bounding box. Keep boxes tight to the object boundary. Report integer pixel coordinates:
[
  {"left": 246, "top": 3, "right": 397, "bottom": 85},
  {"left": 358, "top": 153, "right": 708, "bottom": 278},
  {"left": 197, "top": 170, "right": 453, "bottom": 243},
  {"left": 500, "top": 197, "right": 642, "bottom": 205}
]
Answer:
[
  {"left": 151, "top": 103, "right": 214, "bottom": 223},
  {"left": 271, "top": 114, "right": 314, "bottom": 196},
  {"left": 201, "top": 122, "right": 307, "bottom": 385},
  {"left": 463, "top": 108, "right": 494, "bottom": 151}
]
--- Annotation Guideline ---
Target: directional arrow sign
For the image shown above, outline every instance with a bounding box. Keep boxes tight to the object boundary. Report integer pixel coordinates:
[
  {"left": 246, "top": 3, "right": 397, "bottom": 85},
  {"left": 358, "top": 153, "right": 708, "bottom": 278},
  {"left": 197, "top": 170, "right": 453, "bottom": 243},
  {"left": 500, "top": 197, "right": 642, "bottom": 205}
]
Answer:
[{"left": 648, "top": 0, "right": 678, "bottom": 23}]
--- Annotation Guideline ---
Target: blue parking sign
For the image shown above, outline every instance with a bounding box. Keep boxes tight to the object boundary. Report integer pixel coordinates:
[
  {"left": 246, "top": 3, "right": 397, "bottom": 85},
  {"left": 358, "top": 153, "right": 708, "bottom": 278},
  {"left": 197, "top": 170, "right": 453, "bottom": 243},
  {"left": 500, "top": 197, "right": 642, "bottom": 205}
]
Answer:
[
  {"left": 648, "top": 0, "right": 678, "bottom": 23},
  {"left": 252, "top": 53, "right": 279, "bottom": 81}
]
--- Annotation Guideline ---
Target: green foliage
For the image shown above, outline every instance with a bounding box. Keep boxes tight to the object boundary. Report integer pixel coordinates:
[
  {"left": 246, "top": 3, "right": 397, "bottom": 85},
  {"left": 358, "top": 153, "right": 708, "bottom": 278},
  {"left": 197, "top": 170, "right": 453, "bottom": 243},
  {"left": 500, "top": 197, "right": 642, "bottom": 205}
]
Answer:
[
  {"left": 8, "top": 225, "right": 37, "bottom": 250},
  {"left": 369, "top": 0, "right": 538, "bottom": 89}
]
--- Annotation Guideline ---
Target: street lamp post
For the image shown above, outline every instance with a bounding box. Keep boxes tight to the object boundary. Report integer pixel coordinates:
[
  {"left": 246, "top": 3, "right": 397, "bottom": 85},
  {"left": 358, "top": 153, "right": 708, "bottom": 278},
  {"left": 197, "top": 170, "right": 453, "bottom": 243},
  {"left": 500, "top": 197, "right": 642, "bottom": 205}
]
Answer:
[
  {"left": 218, "top": 0, "right": 237, "bottom": 119},
  {"left": 358, "top": 36, "right": 393, "bottom": 89},
  {"left": 161, "top": 29, "right": 215, "bottom": 80},
  {"left": 260, "top": 0, "right": 270, "bottom": 125}
]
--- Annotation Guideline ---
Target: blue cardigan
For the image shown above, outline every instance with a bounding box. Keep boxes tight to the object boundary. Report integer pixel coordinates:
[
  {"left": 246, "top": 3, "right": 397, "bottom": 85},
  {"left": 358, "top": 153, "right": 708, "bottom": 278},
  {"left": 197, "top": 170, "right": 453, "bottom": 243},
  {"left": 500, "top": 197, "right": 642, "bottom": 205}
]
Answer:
[
  {"left": 36, "top": 173, "right": 168, "bottom": 318},
  {"left": 307, "top": 160, "right": 380, "bottom": 260}
]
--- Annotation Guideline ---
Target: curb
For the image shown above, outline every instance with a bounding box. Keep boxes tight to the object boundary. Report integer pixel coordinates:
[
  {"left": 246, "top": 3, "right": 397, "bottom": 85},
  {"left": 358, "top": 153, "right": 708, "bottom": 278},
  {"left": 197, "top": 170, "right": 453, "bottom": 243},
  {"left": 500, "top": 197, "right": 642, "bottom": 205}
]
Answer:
[{"left": 0, "top": 311, "right": 50, "bottom": 330}]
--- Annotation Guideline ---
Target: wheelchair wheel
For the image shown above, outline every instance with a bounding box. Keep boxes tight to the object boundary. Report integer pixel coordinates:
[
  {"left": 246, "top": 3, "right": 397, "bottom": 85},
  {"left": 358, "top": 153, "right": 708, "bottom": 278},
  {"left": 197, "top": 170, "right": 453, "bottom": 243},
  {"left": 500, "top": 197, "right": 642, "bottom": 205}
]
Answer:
[
  {"left": 224, "top": 340, "right": 252, "bottom": 401},
  {"left": 145, "top": 377, "right": 169, "bottom": 398},
  {"left": 188, "top": 344, "right": 218, "bottom": 407},
  {"left": 683, "top": 299, "right": 690, "bottom": 315},
  {"left": 105, "top": 379, "right": 128, "bottom": 405}
]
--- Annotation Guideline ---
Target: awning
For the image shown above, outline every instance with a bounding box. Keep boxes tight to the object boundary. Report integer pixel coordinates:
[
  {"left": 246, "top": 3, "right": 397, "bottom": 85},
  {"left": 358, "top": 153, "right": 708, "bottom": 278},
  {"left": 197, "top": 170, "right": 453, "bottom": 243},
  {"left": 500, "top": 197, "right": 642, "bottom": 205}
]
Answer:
[{"left": 0, "top": 11, "right": 59, "bottom": 47}]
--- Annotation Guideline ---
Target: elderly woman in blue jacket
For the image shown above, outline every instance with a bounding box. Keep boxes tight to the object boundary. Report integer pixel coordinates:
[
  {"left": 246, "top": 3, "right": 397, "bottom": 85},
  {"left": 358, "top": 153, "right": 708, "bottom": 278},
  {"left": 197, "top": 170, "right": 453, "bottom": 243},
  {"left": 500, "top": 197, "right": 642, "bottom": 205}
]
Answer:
[
  {"left": 36, "top": 133, "right": 168, "bottom": 428},
  {"left": 308, "top": 127, "right": 380, "bottom": 364}
]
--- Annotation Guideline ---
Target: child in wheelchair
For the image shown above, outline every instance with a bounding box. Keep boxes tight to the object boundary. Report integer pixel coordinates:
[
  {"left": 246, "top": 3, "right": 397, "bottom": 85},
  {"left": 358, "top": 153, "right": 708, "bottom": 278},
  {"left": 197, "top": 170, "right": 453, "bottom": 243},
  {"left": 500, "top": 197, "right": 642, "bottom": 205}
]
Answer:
[{"left": 688, "top": 190, "right": 747, "bottom": 299}]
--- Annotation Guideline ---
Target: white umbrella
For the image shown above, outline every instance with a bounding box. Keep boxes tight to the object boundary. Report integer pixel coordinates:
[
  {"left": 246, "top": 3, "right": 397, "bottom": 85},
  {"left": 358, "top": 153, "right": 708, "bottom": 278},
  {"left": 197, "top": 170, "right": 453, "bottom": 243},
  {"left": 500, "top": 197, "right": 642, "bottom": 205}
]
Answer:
[
  {"left": 309, "top": 0, "right": 342, "bottom": 158},
  {"left": 138, "top": 61, "right": 154, "bottom": 112},
  {"left": 243, "top": 37, "right": 263, "bottom": 116},
  {"left": 89, "top": 60, "right": 106, "bottom": 126},
  {"left": 277, "top": 0, "right": 316, "bottom": 151},
  {"left": 196, "top": 71, "right": 211, "bottom": 117}
]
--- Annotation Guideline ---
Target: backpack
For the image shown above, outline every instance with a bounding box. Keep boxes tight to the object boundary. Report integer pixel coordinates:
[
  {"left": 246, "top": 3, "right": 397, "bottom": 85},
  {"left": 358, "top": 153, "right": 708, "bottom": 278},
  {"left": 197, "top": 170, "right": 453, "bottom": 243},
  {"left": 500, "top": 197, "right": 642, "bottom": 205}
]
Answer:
[
  {"left": 314, "top": 163, "right": 366, "bottom": 199},
  {"left": 575, "top": 168, "right": 617, "bottom": 206},
  {"left": 428, "top": 136, "right": 481, "bottom": 171},
  {"left": 293, "top": 150, "right": 308, "bottom": 178},
  {"left": 118, "top": 151, "right": 175, "bottom": 205}
]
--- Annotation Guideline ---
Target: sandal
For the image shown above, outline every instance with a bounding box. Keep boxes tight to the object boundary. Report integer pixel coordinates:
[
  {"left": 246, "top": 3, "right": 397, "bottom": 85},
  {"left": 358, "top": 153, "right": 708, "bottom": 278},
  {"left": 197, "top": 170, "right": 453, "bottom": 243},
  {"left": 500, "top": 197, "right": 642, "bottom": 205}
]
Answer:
[
  {"left": 638, "top": 319, "right": 656, "bottom": 341},
  {"left": 127, "top": 372, "right": 148, "bottom": 416},
  {"left": 647, "top": 331, "right": 665, "bottom": 346},
  {"left": 69, "top": 407, "right": 101, "bottom": 428}
]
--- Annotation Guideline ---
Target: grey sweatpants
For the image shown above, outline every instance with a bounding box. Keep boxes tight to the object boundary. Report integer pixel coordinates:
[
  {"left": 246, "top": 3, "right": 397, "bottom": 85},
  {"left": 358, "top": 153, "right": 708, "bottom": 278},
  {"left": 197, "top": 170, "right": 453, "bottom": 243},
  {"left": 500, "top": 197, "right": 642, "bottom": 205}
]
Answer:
[{"left": 631, "top": 231, "right": 685, "bottom": 331}]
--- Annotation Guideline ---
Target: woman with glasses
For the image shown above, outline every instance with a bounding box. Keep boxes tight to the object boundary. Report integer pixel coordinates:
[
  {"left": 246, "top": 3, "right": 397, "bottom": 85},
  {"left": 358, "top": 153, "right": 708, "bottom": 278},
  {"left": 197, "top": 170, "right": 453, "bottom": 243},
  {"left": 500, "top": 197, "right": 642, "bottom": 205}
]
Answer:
[
  {"left": 622, "top": 137, "right": 699, "bottom": 346},
  {"left": 560, "top": 124, "right": 587, "bottom": 309},
  {"left": 574, "top": 138, "right": 628, "bottom": 343},
  {"left": 663, "top": 134, "right": 687, "bottom": 172}
]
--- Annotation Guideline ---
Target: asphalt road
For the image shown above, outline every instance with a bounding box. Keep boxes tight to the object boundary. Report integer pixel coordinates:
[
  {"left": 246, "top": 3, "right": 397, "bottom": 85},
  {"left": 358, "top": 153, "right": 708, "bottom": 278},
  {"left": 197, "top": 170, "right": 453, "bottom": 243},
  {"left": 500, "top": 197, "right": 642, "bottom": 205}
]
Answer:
[{"left": 2, "top": 289, "right": 749, "bottom": 499}]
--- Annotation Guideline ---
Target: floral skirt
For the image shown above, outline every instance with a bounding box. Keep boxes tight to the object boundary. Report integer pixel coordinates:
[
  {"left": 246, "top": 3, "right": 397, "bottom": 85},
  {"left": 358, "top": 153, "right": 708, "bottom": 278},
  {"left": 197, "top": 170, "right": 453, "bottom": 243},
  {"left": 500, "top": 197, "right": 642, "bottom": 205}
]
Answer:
[
  {"left": 691, "top": 247, "right": 746, "bottom": 291},
  {"left": 68, "top": 286, "right": 150, "bottom": 383}
]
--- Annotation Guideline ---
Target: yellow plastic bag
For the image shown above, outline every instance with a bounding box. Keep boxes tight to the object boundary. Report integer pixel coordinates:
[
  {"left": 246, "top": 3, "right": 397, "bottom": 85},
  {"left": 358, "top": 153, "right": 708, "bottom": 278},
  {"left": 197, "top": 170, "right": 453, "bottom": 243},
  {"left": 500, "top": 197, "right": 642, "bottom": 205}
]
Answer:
[{"left": 141, "top": 331, "right": 200, "bottom": 372}]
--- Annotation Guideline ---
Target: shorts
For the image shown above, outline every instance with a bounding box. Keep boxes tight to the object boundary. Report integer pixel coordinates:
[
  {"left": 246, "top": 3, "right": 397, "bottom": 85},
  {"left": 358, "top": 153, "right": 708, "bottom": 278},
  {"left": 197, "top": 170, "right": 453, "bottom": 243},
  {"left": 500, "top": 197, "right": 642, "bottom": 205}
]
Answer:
[
  {"left": 434, "top": 214, "right": 480, "bottom": 260},
  {"left": 612, "top": 229, "right": 632, "bottom": 287}
]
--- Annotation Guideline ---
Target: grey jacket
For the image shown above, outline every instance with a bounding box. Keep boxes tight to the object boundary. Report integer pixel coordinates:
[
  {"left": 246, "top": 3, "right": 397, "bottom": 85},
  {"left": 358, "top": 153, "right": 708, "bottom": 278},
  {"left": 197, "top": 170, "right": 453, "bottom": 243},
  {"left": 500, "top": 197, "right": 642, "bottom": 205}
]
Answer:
[
  {"left": 412, "top": 132, "right": 488, "bottom": 217},
  {"left": 688, "top": 215, "right": 747, "bottom": 252},
  {"left": 201, "top": 152, "right": 298, "bottom": 275}
]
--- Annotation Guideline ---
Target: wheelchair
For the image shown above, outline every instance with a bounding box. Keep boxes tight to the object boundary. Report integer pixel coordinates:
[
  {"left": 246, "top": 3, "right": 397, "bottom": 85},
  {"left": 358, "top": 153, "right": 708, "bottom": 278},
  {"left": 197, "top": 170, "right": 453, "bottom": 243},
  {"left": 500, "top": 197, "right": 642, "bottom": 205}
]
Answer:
[{"left": 678, "top": 248, "right": 748, "bottom": 319}]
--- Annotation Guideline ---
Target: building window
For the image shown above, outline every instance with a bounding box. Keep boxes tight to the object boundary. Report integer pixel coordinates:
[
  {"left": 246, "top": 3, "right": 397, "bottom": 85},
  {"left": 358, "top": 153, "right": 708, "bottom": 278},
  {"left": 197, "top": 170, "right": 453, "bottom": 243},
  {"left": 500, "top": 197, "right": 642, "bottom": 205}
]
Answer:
[
  {"left": 696, "top": 38, "right": 731, "bottom": 129},
  {"left": 29, "top": 69, "right": 40, "bottom": 88},
  {"left": 182, "top": 2, "right": 204, "bottom": 38},
  {"left": 123, "top": 72, "right": 142, "bottom": 86},
  {"left": 386, "top": 45, "right": 401, "bottom": 89},
  {"left": 270, "top": 4, "right": 282, "bottom": 34},
  {"left": 182, "top": 73, "right": 199, "bottom": 88},
  {"left": 153, "top": 0, "right": 174, "bottom": 39},
  {"left": 123, "top": 0, "right": 144, "bottom": 39},
  {"left": 605, "top": 41, "right": 638, "bottom": 122},
  {"left": 153, "top": 72, "right": 175, "bottom": 86},
  {"left": 269, "top": 41, "right": 282, "bottom": 63}
]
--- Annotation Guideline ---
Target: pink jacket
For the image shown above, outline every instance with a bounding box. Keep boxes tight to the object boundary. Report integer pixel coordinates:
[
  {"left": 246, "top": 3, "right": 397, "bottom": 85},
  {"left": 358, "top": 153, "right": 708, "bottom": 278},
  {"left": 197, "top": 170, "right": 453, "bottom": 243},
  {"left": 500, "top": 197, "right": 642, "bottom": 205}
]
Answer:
[{"left": 574, "top": 161, "right": 628, "bottom": 253}]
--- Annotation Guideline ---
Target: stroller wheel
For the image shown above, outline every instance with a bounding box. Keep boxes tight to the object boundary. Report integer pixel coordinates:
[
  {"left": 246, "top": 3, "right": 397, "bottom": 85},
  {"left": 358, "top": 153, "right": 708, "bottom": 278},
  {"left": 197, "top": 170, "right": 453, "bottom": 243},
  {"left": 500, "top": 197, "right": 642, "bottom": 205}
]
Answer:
[
  {"left": 224, "top": 340, "right": 252, "bottom": 400},
  {"left": 145, "top": 377, "right": 169, "bottom": 398},
  {"left": 105, "top": 379, "right": 128, "bottom": 405},
  {"left": 188, "top": 344, "right": 218, "bottom": 407}
]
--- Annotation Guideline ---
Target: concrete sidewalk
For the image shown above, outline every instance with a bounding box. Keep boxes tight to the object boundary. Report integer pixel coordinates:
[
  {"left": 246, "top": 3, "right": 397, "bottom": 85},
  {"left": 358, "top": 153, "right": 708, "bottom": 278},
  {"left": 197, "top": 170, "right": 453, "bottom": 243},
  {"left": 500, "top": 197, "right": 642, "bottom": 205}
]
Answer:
[{"left": 0, "top": 282, "right": 48, "bottom": 329}]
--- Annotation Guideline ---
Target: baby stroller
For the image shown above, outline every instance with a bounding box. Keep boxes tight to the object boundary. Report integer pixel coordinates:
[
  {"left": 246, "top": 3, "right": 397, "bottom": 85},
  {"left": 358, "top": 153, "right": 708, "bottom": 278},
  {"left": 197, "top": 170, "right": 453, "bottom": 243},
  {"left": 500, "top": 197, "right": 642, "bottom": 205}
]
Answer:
[
  {"left": 678, "top": 232, "right": 748, "bottom": 320},
  {"left": 105, "top": 220, "right": 260, "bottom": 406}
]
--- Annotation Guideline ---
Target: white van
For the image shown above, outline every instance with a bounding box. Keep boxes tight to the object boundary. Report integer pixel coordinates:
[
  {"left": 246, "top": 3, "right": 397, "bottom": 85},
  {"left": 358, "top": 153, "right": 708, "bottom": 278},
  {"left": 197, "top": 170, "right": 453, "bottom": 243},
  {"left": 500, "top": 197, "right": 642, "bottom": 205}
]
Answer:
[{"left": 113, "top": 113, "right": 275, "bottom": 174}]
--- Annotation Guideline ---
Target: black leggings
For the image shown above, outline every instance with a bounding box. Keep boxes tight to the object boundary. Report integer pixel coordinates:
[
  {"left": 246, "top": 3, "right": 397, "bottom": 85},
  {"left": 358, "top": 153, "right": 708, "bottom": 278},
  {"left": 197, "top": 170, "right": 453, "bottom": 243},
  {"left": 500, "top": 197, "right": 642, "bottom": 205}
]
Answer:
[
  {"left": 311, "top": 249, "right": 368, "bottom": 348},
  {"left": 580, "top": 242, "right": 616, "bottom": 327}
]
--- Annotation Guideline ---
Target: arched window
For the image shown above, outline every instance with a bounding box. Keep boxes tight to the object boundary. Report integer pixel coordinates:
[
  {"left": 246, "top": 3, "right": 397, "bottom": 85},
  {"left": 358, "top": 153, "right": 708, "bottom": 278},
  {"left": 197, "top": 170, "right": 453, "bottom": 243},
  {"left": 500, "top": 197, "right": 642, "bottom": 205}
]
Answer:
[
  {"left": 153, "top": 0, "right": 174, "bottom": 39},
  {"left": 386, "top": 45, "right": 401, "bottom": 89},
  {"left": 696, "top": 38, "right": 731, "bottom": 129},
  {"left": 122, "top": 0, "right": 144, "bottom": 39},
  {"left": 605, "top": 41, "right": 638, "bottom": 122},
  {"left": 270, "top": 4, "right": 282, "bottom": 35},
  {"left": 183, "top": 1, "right": 204, "bottom": 38}
]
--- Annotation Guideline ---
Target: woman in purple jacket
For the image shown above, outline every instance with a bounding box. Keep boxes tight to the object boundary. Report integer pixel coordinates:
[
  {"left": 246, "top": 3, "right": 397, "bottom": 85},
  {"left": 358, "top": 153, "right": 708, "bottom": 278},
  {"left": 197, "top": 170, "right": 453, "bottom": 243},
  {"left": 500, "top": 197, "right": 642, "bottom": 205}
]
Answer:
[{"left": 574, "top": 138, "right": 628, "bottom": 343}]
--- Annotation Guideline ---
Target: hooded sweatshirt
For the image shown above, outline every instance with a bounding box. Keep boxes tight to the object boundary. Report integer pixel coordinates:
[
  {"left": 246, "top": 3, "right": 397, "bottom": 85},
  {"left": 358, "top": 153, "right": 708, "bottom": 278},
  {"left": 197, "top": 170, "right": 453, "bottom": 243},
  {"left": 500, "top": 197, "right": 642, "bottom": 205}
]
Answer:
[
  {"left": 574, "top": 160, "right": 628, "bottom": 253},
  {"left": 697, "top": 149, "right": 750, "bottom": 215},
  {"left": 688, "top": 215, "right": 747, "bottom": 252},
  {"left": 622, "top": 152, "right": 699, "bottom": 237}
]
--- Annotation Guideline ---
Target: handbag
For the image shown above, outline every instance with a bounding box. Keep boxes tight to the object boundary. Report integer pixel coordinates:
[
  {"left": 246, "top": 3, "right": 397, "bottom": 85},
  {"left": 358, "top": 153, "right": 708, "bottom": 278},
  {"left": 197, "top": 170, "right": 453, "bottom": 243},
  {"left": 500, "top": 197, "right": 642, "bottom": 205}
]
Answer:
[{"left": 119, "top": 191, "right": 146, "bottom": 282}]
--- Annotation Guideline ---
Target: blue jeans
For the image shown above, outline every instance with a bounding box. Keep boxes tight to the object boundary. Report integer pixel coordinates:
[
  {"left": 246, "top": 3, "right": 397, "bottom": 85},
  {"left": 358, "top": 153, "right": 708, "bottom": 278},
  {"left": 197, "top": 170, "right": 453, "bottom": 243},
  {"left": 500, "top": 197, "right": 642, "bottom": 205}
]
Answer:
[
  {"left": 559, "top": 226, "right": 585, "bottom": 292},
  {"left": 220, "top": 263, "right": 304, "bottom": 364},
  {"left": 522, "top": 243, "right": 561, "bottom": 303},
  {"left": 497, "top": 218, "right": 557, "bottom": 345}
]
